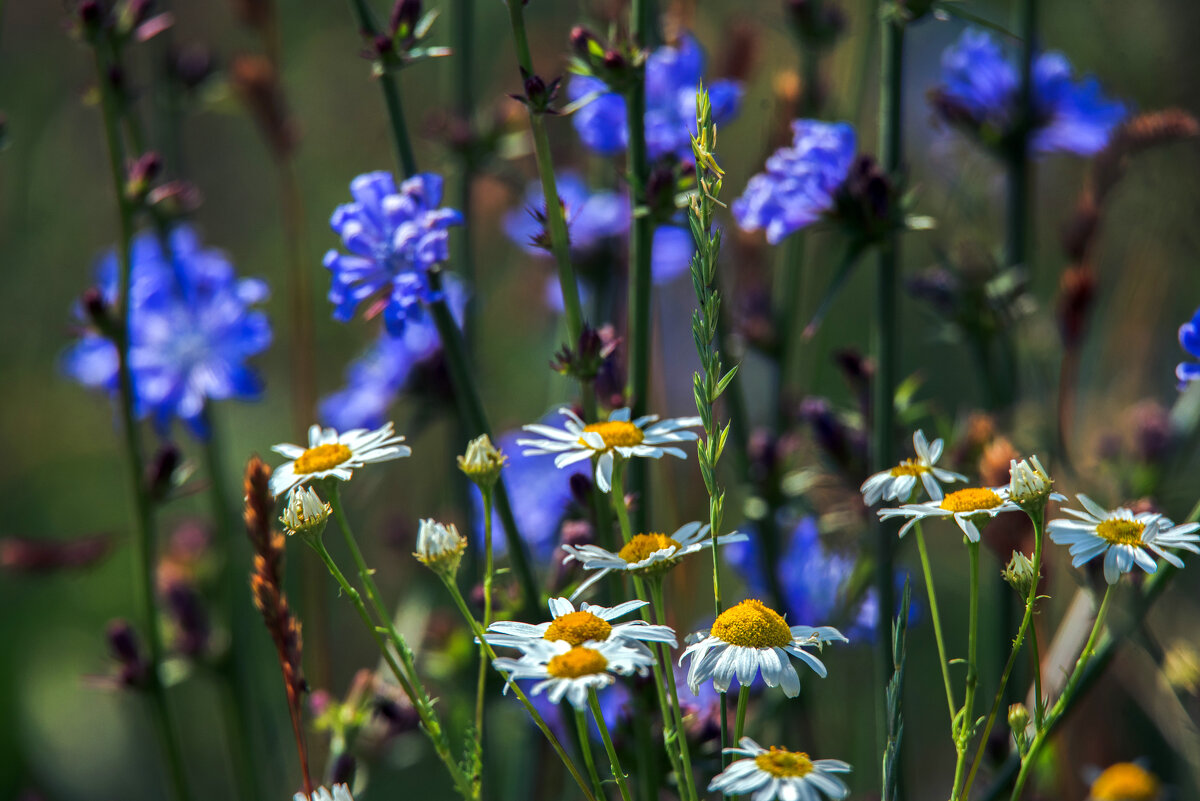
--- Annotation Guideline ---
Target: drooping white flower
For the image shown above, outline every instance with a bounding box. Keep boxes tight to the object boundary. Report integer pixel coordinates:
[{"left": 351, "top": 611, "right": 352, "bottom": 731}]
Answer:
[
  {"left": 709, "top": 737, "right": 851, "bottom": 801},
  {"left": 860, "top": 429, "right": 966, "bottom": 505},
  {"left": 269, "top": 422, "right": 410, "bottom": 497}
]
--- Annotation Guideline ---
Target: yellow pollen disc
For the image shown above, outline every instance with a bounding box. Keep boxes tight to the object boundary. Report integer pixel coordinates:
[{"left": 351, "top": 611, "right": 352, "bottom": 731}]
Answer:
[
  {"left": 580, "top": 420, "right": 645, "bottom": 449},
  {"left": 754, "top": 748, "right": 814, "bottom": 778},
  {"left": 711, "top": 599, "right": 793, "bottom": 649},
  {"left": 546, "top": 646, "right": 609, "bottom": 679},
  {"left": 618, "top": 533, "right": 682, "bottom": 564},
  {"left": 1096, "top": 519, "right": 1146, "bottom": 546},
  {"left": 294, "top": 443, "right": 353, "bottom": 474},
  {"left": 1090, "top": 762, "right": 1160, "bottom": 801},
  {"left": 889, "top": 459, "right": 930, "bottom": 477},
  {"left": 940, "top": 488, "right": 1004, "bottom": 513},
  {"left": 543, "top": 611, "right": 613, "bottom": 647}
]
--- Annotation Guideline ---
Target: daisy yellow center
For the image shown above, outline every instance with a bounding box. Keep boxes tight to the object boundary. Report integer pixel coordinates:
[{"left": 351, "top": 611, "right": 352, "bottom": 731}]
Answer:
[
  {"left": 754, "top": 748, "right": 814, "bottom": 778},
  {"left": 1096, "top": 519, "right": 1146, "bottom": 546},
  {"left": 580, "top": 421, "right": 645, "bottom": 449},
  {"left": 710, "top": 599, "right": 793, "bottom": 649},
  {"left": 940, "top": 488, "right": 1003, "bottom": 513},
  {"left": 1090, "top": 762, "right": 1160, "bottom": 801},
  {"left": 619, "top": 533, "right": 681, "bottom": 564},
  {"left": 889, "top": 459, "right": 929, "bottom": 477},
  {"left": 543, "top": 611, "right": 613, "bottom": 647},
  {"left": 294, "top": 443, "right": 353, "bottom": 474},
  {"left": 546, "top": 646, "right": 609, "bottom": 679}
]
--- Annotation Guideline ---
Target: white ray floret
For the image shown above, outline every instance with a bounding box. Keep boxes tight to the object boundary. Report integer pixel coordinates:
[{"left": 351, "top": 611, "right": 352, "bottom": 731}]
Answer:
[
  {"left": 878, "top": 485, "right": 1022, "bottom": 542},
  {"left": 491, "top": 638, "right": 655, "bottom": 710},
  {"left": 1048, "top": 494, "right": 1200, "bottom": 585},
  {"left": 484, "top": 597, "right": 677, "bottom": 656},
  {"left": 294, "top": 784, "right": 354, "bottom": 801},
  {"left": 269, "top": 422, "right": 410, "bottom": 497},
  {"left": 860, "top": 429, "right": 967, "bottom": 505},
  {"left": 709, "top": 737, "right": 852, "bottom": 801},
  {"left": 517, "top": 406, "right": 701, "bottom": 492}
]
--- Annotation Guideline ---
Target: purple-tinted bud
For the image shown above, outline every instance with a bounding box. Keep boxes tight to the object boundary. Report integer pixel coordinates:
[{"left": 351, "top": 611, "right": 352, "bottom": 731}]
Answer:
[
  {"left": 164, "top": 578, "right": 210, "bottom": 658},
  {"left": 330, "top": 752, "right": 357, "bottom": 786},
  {"left": 602, "top": 50, "right": 625, "bottom": 71},
  {"left": 569, "top": 25, "right": 600, "bottom": 59},
  {"left": 389, "top": 0, "right": 421, "bottom": 36},
  {"left": 147, "top": 180, "right": 203, "bottom": 217},
  {"left": 374, "top": 697, "right": 419, "bottom": 736},
  {"left": 78, "top": 0, "right": 103, "bottom": 28},
  {"left": 107, "top": 619, "right": 149, "bottom": 687},
  {"left": 146, "top": 442, "right": 182, "bottom": 502},
  {"left": 126, "top": 151, "right": 163, "bottom": 199},
  {"left": 170, "top": 44, "right": 216, "bottom": 91},
  {"left": 82, "top": 287, "right": 114, "bottom": 334},
  {"left": 842, "top": 154, "right": 891, "bottom": 224},
  {"left": 568, "top": 473, "right": 594, "bottom": 507},
  {"left": 373, "top": 33, "right": 393, "bottom": 55}
]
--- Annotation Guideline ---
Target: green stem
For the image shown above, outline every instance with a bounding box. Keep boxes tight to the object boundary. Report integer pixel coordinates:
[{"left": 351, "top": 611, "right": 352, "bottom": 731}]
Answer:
[
  {"left": 609, "top": 459, "right": 635, "bottom": 545},
  {"left": 625, "top": 71, "right": 653, "bottom": 422},
  {"left": 91, "top": 41, "right": 193, "bottom": 801},
  {"left": 344, "top": 0, "right": 417, "bottom": 176},
  {"left": 1007, "top": 0, "right": 1036, "bottom": 271},
  {"left": 1010, "top": 584, "right": 1114, "bottom": 801},
  {"left": 589, "top": 688, "right": 634, "bottom": 801},
  {"left": 962, "top": 510, "right": 1047, "bottom": 799},
  {"left": 734, "top": 686, "right": 750, "bottom": 743},
  {"left": 1029, "top": 615, "right": 1044, "bottom": 730},
  {"left": 440, "top": 575, "right": 599, "bottom": 801},
  {"left": 951, "top": 540, "right": 981, "bottom": 800},
  {"left": 474, "top": 488, "right": 495, "bottom": 787},
  {"left": 575, "top": 707, "right": 606, "bottom": 800},
  {"left": 914, "top": 523, "right": 956, "bottom": 725},
  {"left": 309, "top": 538, "right": 474, "bottom": 799},
  {"left": 647, "top": 578, "right": 699, "bottom": 801}
]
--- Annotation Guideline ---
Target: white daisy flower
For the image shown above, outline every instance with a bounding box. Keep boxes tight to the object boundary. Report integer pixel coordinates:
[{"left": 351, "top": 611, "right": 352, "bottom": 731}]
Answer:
[
  {"left": 1048, "top": 495, "right": 1200, "bottom": 585},
  {"left": 860, "top": 429, "right": 967, "bottom": 505},
  {"left": 878, "top": 486, "right": 1022, "bottom": 542},
  {"left": 561, "top": 521, "right": 748, "bottom": 600},
  {"left": 491, "top": 638, "right": 655, "bottom": 709},
  {"left": 680, "top": 599, "right": 846, "bottom": 698},
  {"left": 709, "top": 737, "right": 851, "bottom": 801},
  {"left": 269, "top": 422, "right": 411, "bottom": 497},
  {"left": 294, "top": 784, "right": 354, "bottom": 801},
  {"left": 516, "top": 406, "right": 701, "bottom": 492},
  {"left": 484, "top": 597, "right": 677, "bottom": 657}
]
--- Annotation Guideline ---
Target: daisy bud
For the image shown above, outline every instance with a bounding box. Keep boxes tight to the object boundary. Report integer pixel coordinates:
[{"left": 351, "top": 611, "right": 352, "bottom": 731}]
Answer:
[
  {"left": 457, "top": 434, "right": 506, "bottom": 489},
  {"left": 1008, "top": 455, "right": 1053, "bottom": 511},
  {"left": 280, "top": 486, "right": 332, "bottom": 544},
  {"left": 414, "top": 519, "right": 466, "bottom": 578},
  {"left": 1001, "top": 550, "right": 1038, "bottom": 598},
  {"left": 1007, "top": 703, "right": 1031, "bottom": 753}
]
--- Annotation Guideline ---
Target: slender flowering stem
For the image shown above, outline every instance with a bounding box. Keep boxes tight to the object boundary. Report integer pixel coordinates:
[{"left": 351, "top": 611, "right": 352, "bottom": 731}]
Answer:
[
  {"left": 345, "top": 0, "right": 417, "bottom": 176},
  {"left": 734, "top": 686, "right": 750, "bottom": 742},
  {"left": 1009, "top": 584, "right": 1115, "bottom": 801},
  {"left": 914, "top": 523, "right": 956, "bottom": 725},
  {"left": 1007, "top": 0, "right": 1037, "bottom": 272},
  {"left": 574, "top": 707, "right": 606, "bottom": 801},
  {"left": 648, "top": 578, "right": 700, "bottom": 801},
  {"left": 589, "top": 687, "right": 634, "bottom": 801},
  {"left": 90, "top": 40, "right": 192, "bottom": 801},
  {"left": 963, "top": 509, "right": 1048, "bottom": 798},
  {"left": 1029, "top": 614, "right": 1044, "bottom": 729},
  {"left": 951, "top": 541, "right": 982, "bottom": 801},
  {"left": 473, "top": 487, "right": 495, "bottom": 783},
  {"left": 437, "top": 573, "right": 600, "bottom": 801}
]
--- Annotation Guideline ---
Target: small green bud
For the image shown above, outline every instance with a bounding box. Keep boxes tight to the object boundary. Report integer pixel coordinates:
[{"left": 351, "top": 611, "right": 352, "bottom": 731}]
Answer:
[
  {"left": 1009, "top": 455, "right": 1054, "bottom": 509},
  {"left": 280, "top": 486, "right": 332, "bottom": 545},
  {"left": 1001, "top": 550, "right": 1039, "bottom": 598},
  {"left": 457, "top": 434, "right": 506, "bottom": 489}
]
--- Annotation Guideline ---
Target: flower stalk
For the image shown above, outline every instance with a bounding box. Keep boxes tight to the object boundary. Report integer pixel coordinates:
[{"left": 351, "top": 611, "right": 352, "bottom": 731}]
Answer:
[
  {"left": 950, "top": 540, "right": 982, "bottom": 800},
  {"left": 589, "top": 687, "right": 635, "bottom": 801}
]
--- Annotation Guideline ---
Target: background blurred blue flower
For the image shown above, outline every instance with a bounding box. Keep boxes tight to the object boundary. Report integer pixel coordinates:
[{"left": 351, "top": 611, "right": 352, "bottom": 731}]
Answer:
[
  {"left": 503, "top": 171, "right": 630, "bottom": 256},
  {"left": 933, "top": 29, "right": 1126, "bottom": 156},
  {"left": 323, "top": 171, "right": 463, "bottom": 337},
  {"left": 62, "top": 226, "right": 271, "bottom": 436},
  {"left": 568, "top": 33, "right": 742, "bottom": 160},
  {"left": 518, "top": 678, "right": 631, "bottom": 743},
  {"left": 1178, "top": 306, "right": 1200, "bottom": 387},
  {"left": 731, "top": 120, "right": 857, "bottom": 244},
  {"left": 319, "top": 275, "right": 468, "bottom": 430}
]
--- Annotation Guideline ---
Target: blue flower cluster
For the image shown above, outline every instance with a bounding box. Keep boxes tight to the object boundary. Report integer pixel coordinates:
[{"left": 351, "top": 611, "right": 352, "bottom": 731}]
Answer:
[
  {"left": 1178, "top": 306, "right": 1200, "bottom": 388},
  {"left": 725, "top": 517, "right": 879, "bottom": 641},
  {"left": 568, "top": 33, "right": 742, "bottom": 160},
  {"left": 319, "top": 275, "right": 468, "bottom": 431},
  {"left": 732, "top": 120, "right": 857, "bottom": 244},
  {"left": 324, "top": 171, "right": 463, "bottom": 337},
  {"left": 934, "top": 29, "right": 1127, "bottom": 156},
  {"left": 62, "top": 226, "right": 271, "bottom": 436}
]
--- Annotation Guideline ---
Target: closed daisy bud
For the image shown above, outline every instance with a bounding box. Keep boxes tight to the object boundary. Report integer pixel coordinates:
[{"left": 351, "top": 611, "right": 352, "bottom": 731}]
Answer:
[
  {"left": 1009, "top": 455, "right": 1059, "bottom": 512},
  {"left": 414, "top": 519, "right": 466, "bottom": 578},
  {"left": 1007, "top": 703, "right": 1031, "bottom": 753},
  {"left": 280, "top": 486, "right": 332, "bottom": 544},
  {"left": 1001, "top": 550, "right": 1039, "bottom": 598},
  {"left": 457, "top": 434, "right": 506, "bottom": 489}
]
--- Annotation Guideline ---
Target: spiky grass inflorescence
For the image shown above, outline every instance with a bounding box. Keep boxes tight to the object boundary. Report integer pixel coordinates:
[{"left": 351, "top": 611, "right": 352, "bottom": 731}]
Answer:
[
  {"left": 882, "top": 579, "right": 910, "bottom": 801},
  {"left": 245, "top": 456, "right": 313, "bottom": 797}
]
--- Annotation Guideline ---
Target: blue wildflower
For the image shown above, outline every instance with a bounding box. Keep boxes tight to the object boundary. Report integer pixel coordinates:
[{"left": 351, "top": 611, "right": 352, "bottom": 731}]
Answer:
[
  {"left": 323, "top": 171, "right": 463, "bottom": 337},
  {"left": 502, "top": 171, "right": 630, "bottom": 256},
  {"left": 732, "top": 120, "right": 857, "bottom": 244},
  {"left": 520, "top": 679, "right": 632, "bottom": 743},
  {"left": 568, "top": 33, "right": 743, "bottom": 161},
  {"left": 62, "top": 226, "right": 271, "bottom": 435},
  {"left": 319, "top": 275, "right": 468, "bottom": 431},
  {"left": 932, "top": 29, "right": 1127, "bottom": 156},
  {"left": 1178, "top": 306, "right": 1200, "bottom": 388}
]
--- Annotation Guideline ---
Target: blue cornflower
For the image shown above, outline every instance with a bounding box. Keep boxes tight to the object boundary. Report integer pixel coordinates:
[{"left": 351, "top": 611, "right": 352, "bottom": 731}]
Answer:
[
  {"left": 324, "top": 171, "right": 463, "bottom": 337},
  {"left": 62, "top": 226, "right": 271, "bottom": 435},
  {"left": 732, "top": 120, "right": 857, "bottom": 244},
  {"left": 1178, "top": 306, "right": 1200, "bottom": 388},
  {"left": 725, "top": 516, "right": 879, "bottom": 641},
  {"left": 932, "top": 29, "right": 1127, "bottom": 156},
  {"left": 568, "top": 33, "right": 742, "bottom": 161},
  {"left": 320, "top": 275, "right": 467, "bottom": 431},
  {"left": 503, "top": 171, "right": 630, "bottom": 256}
]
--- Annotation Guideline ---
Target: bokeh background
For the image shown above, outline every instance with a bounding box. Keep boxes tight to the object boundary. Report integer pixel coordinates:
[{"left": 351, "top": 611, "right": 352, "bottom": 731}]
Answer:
[{"left": 3, "top": 0, "right": 1200, "bottom": 799}]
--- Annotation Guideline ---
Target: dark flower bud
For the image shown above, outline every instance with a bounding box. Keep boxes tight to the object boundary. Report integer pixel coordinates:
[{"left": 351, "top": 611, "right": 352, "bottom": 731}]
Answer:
[
  {"left": 568, "top": 473, "right": 594, "bottom": 507},
  {"left": 107, "top": 619, "right": 149, "bottom": 687},
  {"left": 81, "top": 286, "right": 116, "bottom": 337},
  {"left": 164, "top": 578, "right": 210, "bottom": 658},
  {"left": 373, "top": 697, "right": 419, "bottom": 736},
  {"left": 570, "top": 25, "right": 601, "bottom": 60},
  {"left": 78, "top": 0, "right": 105, "bottom": 33},
  {"left": 602, "top": 50, "right": 626, "bottom": 71},
  {"left": 126, "top": 151, "right": 163, "bottom": 200},
  {"left": 146, "top": 441, "right": 182, "bottom": 502},
  {"left": 373, "top": 33, "right": 393, "bottom": 56},
  {"left": 511, "top": 70, "right": 562, "bottom": 115},
  {"left": 147, "top": 180, "right": 203, "bottom": 217},
  {"left": 169, "top": 44, "right": 216, "bottom": 91},
  {"left": 390, "top": 0, "right": 421, "bottom": 36},
  {"left": 330, "top": 752, "right": 358, "bottom": 786},
  {"left": 842, "top": 155, "right": 891, "bottom": 225},
  {"left": 785, "top": 0, "right": 845, "bottom": 49}
]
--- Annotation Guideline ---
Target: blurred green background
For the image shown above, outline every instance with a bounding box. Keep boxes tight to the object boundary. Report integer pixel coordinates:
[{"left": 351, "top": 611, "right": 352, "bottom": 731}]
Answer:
[{"left": 3, "top": 0, "right": 1200, "bottom": 799}]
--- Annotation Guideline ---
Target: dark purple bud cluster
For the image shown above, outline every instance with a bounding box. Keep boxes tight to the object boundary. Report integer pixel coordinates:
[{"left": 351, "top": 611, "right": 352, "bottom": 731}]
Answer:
[
  {"left": 510, "top": 69, "right": 562, "bottom": 115},
  {"left": 107, "top": 619, "right": 150, "bottom": 688},
  {"left": 550, "top": 323, "right": 620, "bottom": 383}
]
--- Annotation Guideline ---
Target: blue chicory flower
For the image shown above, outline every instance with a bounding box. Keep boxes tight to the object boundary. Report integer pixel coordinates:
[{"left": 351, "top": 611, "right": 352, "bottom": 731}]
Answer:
[
  {"left": 933, "top": 29, "right": 1127, "bottom": 156},
  {"left": 731, "top": 120, "right": 857, "bottom": 244},
  {"left": 62, "top": 225, "right": 272, "bottom": 436},
  {"left": 319, "top": 275, "right": 468, "bottom": 431},
  {"left": 1178, "top": 306, "right": 1200, "bottom": 388},
  {"left": 502, "top": 171, "right": 630, "bottom": 256},
  {"left": 323, "top": 171, "right": 463, "bottom": 337},
  {"left": 568, "top": 33, "right": 743, "bottom": 161}
]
